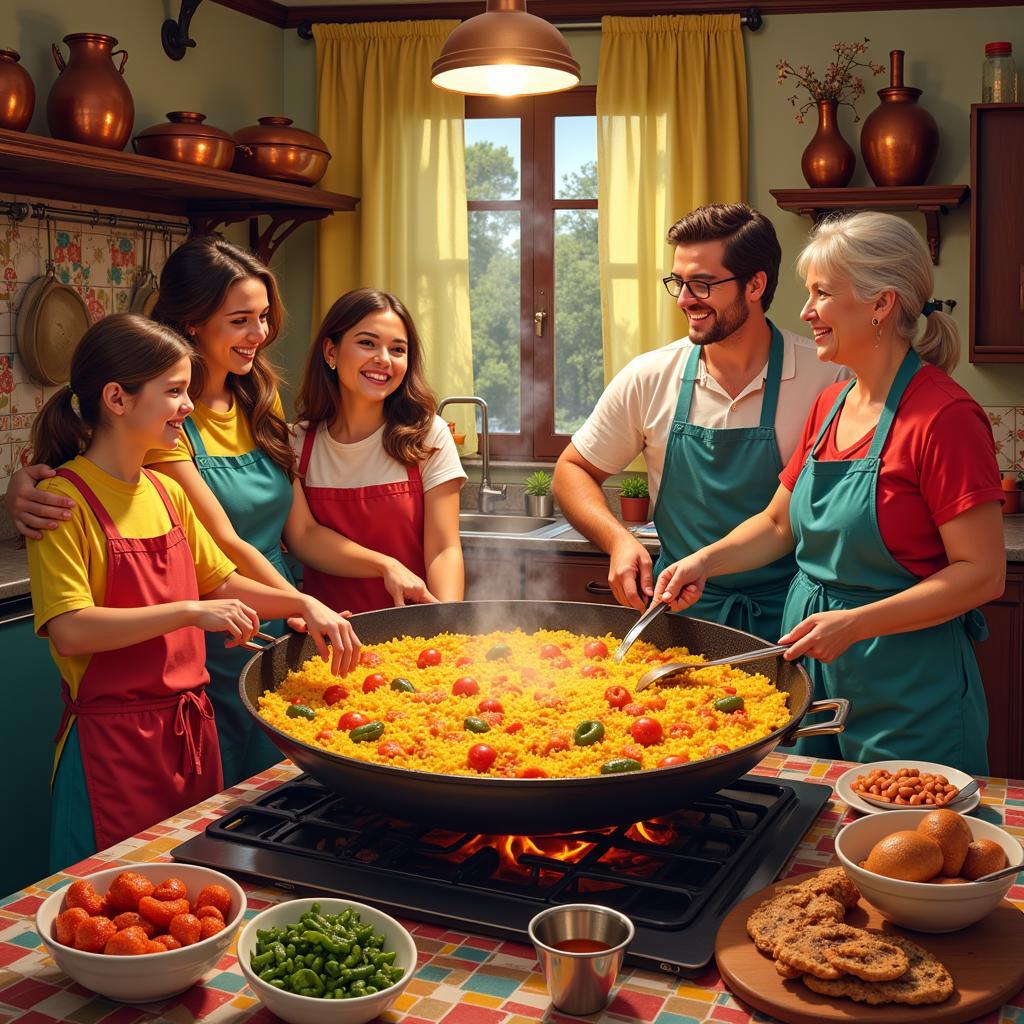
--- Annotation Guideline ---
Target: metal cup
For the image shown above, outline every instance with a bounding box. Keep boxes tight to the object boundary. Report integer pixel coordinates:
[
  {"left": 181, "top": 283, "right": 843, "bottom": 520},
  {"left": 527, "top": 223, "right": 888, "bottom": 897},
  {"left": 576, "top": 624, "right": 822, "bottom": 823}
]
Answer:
[{"left": 528, "top": 904, "right": 635, "bottom": 1017}]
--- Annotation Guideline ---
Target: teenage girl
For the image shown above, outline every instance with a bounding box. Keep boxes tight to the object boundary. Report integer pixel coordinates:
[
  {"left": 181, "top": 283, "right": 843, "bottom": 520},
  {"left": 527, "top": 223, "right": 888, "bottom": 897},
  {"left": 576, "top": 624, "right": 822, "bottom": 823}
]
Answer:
[
  {"left": 28, "top": 314, "right": 355, "bottom": 869},
  {"left": 293, "top": 288, "right": 465, "bottom": 612}
]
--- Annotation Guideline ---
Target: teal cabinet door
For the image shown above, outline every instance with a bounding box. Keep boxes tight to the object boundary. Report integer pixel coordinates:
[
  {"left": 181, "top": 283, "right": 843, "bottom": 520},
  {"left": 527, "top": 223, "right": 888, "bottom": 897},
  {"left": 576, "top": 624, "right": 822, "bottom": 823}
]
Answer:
[{"left": 0, "top": 597, "right": 62, "bottom": 894}]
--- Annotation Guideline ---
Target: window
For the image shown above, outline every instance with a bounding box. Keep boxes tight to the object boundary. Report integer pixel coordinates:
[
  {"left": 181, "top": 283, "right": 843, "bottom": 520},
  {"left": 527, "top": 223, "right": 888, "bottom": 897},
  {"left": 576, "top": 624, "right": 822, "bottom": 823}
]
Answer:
[{"left": 465, "top": 87, "right": 601, "bottom": 459}]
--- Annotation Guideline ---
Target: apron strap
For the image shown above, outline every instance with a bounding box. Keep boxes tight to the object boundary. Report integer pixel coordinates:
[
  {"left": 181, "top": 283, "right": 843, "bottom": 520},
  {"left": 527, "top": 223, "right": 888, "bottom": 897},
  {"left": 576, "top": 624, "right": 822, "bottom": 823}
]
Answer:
[
  {"left": 809, "top": 380, "right": 857, "bottom": 459},
  {"left": 298, "top": 422, "right": 318, "bottom": 477},
  {"left": 54, "top": 468, "right": 122, "bottom": 539},
  {"left": 142, "top": 468, "right": 185, "bottom": 531},
  {"left": 673, "top": 345, "right": 702, "bottom": 423},
  {"left": 867, "top": 348, "right": 920, "bottom": 459},
  {"left": 181, "top": 416, "right": 210, "bottom": 460},
  {"left": 757, "top": 322, "right": 785, "bottom": 429}
]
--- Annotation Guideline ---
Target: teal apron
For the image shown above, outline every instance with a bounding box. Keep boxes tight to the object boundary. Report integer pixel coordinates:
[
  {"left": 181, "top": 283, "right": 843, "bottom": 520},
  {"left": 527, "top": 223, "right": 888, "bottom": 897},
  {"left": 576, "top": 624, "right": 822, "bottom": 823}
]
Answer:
[
  {"left": 182, "top": 416, "right": 292, "bottom": 786},
  {"left": 653, "top": 323, "right": 796, "bottom": 641},
  {"left": 784, "top": 348, "right": 990, "bottom": 774}
]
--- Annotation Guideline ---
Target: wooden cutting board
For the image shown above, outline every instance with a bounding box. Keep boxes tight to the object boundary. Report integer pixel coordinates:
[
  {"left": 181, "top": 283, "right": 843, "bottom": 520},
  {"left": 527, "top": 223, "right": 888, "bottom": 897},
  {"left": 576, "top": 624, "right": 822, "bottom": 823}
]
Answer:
[{"left": 715, "top": 868, "right": 1024, "bottom": 1024}]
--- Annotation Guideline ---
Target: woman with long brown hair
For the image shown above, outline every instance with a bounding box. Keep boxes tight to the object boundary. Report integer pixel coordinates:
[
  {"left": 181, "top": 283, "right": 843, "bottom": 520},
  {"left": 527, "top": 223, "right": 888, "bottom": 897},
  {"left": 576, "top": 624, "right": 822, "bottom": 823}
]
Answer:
[{"left": 293, "top": 288, "right": 465, "bottom": 612}]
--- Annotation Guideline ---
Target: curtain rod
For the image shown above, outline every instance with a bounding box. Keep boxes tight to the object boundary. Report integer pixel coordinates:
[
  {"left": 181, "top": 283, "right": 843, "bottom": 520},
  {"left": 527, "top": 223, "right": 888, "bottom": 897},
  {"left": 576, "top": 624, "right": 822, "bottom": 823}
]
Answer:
[
  {"left": 297, "top": 7, "right": 762, "bottom": 38},
  {"left": 1, "top": 201, "right": 189, "bottom": 236}
]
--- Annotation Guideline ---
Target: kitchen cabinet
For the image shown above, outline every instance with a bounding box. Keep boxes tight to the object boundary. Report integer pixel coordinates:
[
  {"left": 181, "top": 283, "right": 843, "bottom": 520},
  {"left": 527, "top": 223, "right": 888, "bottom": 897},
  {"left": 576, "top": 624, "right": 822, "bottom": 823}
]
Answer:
[
  {"left": 0, "top": 596, "right": 62, "bottom": 895},
  {"left": 975, "top": 565, "right": 1024, "bottom": 778},
  {"left": 970, "top": 104, "right": 1024, "bottom": 363},
  {"left": 525, "top": 553, "right": 619, "bottom": 605}
]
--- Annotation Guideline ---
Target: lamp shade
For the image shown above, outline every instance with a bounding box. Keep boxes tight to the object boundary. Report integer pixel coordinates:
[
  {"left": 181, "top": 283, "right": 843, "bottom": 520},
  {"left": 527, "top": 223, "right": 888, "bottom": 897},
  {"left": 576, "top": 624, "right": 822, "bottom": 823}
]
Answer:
[{"left": 431, "top": 0, "right": 581, "bottom": 98}]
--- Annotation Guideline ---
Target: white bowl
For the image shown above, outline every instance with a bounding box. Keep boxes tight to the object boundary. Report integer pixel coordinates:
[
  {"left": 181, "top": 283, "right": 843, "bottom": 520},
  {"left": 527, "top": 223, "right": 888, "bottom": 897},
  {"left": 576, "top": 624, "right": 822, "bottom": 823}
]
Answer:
[
  {"left": 36, "top": 863, "right": 246, "bottom": 1002},
  {"left": 237, "top": 898, "right": 417, "bottom": 1024},
  {"left": 834, "top": 809, "right": 1023, "bottom": 932},
  {"left": 835, "top": 759, "right": 980, "bottom": 816}
]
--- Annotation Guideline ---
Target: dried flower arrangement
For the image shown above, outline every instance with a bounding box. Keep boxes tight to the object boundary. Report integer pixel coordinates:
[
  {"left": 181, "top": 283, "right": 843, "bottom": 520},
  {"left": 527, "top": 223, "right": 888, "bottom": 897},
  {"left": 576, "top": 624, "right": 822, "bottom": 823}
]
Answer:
[{"left": 776, "top": 38, "right": 886, "bottom": 124}]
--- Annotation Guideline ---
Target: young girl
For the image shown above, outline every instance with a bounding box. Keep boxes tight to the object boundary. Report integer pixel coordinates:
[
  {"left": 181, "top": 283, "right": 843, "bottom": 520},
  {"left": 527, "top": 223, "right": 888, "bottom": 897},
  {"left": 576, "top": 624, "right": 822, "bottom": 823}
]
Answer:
[
  {"left": 28, "top": 314, "right": 355, "bottom": 869},
  {"left": 293, "top": 288, "right": 466, "bottom": 612}
]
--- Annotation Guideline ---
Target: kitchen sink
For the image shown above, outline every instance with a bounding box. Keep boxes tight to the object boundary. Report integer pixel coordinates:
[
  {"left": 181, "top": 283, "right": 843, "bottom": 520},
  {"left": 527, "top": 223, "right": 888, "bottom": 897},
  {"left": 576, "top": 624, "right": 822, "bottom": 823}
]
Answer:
[{"left": 458, "top": 513, "right": 566, "bottom": 537}]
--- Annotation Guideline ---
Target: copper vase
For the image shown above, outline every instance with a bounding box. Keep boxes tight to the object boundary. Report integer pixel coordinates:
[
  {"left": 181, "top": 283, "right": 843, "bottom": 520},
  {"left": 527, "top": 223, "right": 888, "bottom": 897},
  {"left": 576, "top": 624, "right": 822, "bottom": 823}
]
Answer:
[
  {"left": 801, "top": 99, "right": 856, "bottom": 188},
  {"left": 860, "top": 49, "right": 938, "bottom": 187},
  {"left": 0, "top": 49, "right": 35, "bottom": 131},
  {"left": 47, "top": 33, "right": 134, "bottom": 150}
]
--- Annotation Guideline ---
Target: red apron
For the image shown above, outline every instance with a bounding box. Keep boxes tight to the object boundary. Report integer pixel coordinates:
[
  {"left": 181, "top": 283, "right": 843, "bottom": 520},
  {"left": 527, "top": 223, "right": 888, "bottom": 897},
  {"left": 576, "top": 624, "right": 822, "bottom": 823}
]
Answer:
[
  {"left": 53, "top": 468, "right": 223, "bottom": 851},
  {"left": 298, "top": 424, "right": 427, "bottom": 613}
]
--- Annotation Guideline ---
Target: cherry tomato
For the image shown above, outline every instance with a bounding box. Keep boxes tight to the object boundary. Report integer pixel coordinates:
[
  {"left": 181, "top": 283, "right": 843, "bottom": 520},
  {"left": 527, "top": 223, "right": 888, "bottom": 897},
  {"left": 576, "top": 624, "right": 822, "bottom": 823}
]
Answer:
[
  {"left": 289, "top": 697, "right": 303, "bottom": 705},
  {"left": 630, "top": 716, "right": 664, "bottom": 746},
  {"left": 315, "top": 730, "right": 334, "bottom": 742},
  {"left": 668, "top": 722, "right": 694, "bottom": 738},
  {"left": 583, "top": 640, "right": 608, "bottom": 659},
  {"left": 518, "top": 766, "right": 548, "bottom": 779},
  {"left": 706, "top": 744, "right": 730, "bottom": 758},
  {"left": 338, "top": 711, "right": 368, "bottom": 730},
  {"left": 551, "top": 656, "right": 572, "bottom": 670},
  {"left": 417, "top": 648, "right": 443, "bottom": 668},
  {"left": 452, "top": 676, "right": 479, "bottom": 696},
  {"left": 622, "top": 702, "right": 645, "bottom": 717},
  {"left": 359, "top": 650, "right": 383, "bottom": 667},
  {"left": 603, "top": 685, "right": 632, "bottom": 709},
  {"left": 377, "top": 740, "right": 405, "bottom": 759},
  {"left": 323, "top": 684, "right": 347, "bottom": 706},
  {"left": 642, "top": 694, "right": 667, "bottom": 711},
  {"left": 478, "top": 698, "right": 504, "bottom": 713},
  {"left": 722, "top": 685, "right": 737, "bottom": 695},
  {"left": 580, "top": 664, "right": 608, "bottom": 678},
  {"left": 362, "top": 673, "right": 387, "bottom": 693},
  {"left": 504, "top": 721, "right": 524, "bottom": 734},
  {"left": 539, "top": 644, "right": 562, "bottom": 660},
  {"left": 467, "top": 744, "right": 497, "bottom": 772},
  {"left": 455, "top": 656, "right": 473, "bottom": 667},
  {"left": 658, "top": 754, "right": 690, "bottom": 768}
]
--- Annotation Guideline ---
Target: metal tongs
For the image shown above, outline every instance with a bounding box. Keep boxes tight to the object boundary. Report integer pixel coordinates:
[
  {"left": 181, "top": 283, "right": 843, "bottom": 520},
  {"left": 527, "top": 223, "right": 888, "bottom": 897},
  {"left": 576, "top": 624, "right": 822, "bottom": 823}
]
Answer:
[
  {"left": 238, "top": 631, "right": 279, "bottom": 652},
  {"left": 612, "top": 599, "right": 671, "bottom": 663},
  {"left": 635, "top": 644, "right": 790, "bottom": 692}
]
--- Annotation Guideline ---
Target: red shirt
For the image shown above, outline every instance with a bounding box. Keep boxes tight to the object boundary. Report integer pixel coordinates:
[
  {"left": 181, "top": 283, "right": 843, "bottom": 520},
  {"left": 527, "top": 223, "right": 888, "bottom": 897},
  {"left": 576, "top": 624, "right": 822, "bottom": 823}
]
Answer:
[{"left": 779, "top": 365, "right": 1003, "bottom": 579}]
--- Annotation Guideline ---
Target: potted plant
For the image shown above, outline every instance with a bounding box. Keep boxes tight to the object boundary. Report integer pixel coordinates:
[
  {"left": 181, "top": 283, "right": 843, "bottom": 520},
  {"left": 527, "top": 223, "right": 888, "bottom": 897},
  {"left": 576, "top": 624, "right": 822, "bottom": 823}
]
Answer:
[
  {"left": 619, "top": 476, "right": 650, "bottom": 523},
  {"left": 524, "top": 470, "right": 554, "bottom": 517},
  {"left": 1001, "top": 472, "right": 1022, "bottom": 516}
]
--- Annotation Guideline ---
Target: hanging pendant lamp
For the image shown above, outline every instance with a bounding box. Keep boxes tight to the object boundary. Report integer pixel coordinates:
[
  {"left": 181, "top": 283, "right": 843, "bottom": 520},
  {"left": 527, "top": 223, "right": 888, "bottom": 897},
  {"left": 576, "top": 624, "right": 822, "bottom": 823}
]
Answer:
[{"left": 431, "top": 0, "right": 581, "bottom": 98}]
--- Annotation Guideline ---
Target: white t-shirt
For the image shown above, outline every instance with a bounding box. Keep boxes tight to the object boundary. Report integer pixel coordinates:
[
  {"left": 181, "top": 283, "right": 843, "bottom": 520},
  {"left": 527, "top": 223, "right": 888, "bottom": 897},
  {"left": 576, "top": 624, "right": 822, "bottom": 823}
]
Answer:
[
  {"left": 291, "top": 415, "right": 468, "bottom": 493},
  {"left": 571, "top": 328, "right": 850, "bottom": 505}
]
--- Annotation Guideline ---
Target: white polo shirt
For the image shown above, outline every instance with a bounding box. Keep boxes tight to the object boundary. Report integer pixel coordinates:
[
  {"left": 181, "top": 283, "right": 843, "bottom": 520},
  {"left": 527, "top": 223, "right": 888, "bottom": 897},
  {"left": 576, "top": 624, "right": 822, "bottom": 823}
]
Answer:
[{"left": 571, "top": 328, "right": 850, "bottom": 505}]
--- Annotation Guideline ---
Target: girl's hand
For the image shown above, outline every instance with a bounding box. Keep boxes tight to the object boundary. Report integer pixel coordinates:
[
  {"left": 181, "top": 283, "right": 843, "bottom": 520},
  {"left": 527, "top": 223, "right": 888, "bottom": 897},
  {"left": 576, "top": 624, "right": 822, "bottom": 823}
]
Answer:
[
  {"left": 5, "top": 464, "right": 73, "bottom": 539},
  {"left": 382, "top": 559, "right": 438, "bottom": 607},
  {"left": 193, "top": 599, "right": 261, "bottom": 645},
  {"left": 653, "top": 553, "right": 709, "bottom": 612},
  {"left": 779, "top": 610, "right": 863, "bottom": 663},
  {"left": 300, "top": 598, "right": 361, "bottom": 676}
]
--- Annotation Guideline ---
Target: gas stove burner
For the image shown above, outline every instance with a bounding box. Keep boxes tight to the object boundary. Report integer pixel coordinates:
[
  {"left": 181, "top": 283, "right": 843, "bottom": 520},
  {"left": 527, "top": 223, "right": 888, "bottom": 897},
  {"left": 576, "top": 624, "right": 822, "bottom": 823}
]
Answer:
[{"left": 174, "top": 774, "right": 830, "bottom": 974}]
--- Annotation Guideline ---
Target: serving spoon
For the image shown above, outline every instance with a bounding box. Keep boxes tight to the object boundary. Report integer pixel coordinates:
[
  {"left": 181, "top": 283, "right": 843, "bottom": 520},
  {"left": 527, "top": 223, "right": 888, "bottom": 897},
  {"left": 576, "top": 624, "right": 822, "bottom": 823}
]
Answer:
[
  {"left": 857, "top": 778, "right": 980, "bottom": 811},
  {"left": 634, "top": 644, "right": 790, "bottom": 692},
  {"left": 612, "top": 599, "right": 671, "bottom": 663},
  {"left": 971, "top": 861, "right": 1023, "bottom": 883}
]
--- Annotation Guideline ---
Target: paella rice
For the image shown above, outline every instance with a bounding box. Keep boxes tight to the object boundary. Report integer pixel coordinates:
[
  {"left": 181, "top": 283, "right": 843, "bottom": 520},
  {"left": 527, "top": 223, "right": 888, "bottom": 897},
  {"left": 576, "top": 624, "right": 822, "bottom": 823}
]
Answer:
[{"left": 257, "top": 629, "right": 791, "bottom": 778}]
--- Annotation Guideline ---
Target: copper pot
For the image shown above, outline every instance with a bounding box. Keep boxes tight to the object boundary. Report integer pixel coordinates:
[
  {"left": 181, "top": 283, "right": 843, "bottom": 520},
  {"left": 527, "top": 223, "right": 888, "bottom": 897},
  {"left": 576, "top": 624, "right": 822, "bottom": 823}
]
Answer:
[
  {"left": 801, "top": 99, "right": 856, "bottom": 188},
  {"left": 47, "top": 33, "right": 133, "bottom": 150},
  {"left": 860, "top": 49, "right": 938, "bottom": 187},
  {"left": 133, "top": 111, "right": 236, "bottom": 170},
  {"left": 0, "top": 49, "right": 35, "bottom": 131},
  {"left": 232, "top": 116, "right": 331, "bottom": 187}
]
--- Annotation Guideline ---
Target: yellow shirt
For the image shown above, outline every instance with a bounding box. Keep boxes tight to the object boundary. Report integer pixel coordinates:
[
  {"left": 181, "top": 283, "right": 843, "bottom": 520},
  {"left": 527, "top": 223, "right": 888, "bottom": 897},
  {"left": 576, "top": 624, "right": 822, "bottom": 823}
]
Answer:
[
  {"left": 146, "top": 392, "right": 287, "bottom": 464},
  {"left": 27, "top": 455, "right": 236, "bottom": 694}
]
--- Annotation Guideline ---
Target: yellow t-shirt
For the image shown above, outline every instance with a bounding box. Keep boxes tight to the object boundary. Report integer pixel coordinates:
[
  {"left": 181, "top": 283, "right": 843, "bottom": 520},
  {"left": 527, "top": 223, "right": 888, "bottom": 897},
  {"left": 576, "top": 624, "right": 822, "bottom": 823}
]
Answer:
[
  {"left": 27, "top": 455, "right": 236, "bottom": 695},
  {"left": 146, "top": 392, "right": 287, "bottom": 464}
]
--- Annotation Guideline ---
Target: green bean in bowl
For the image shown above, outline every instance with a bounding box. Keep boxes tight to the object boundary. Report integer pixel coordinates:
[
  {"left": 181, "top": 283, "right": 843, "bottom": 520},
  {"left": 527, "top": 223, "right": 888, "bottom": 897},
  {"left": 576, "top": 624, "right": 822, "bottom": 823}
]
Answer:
[{"left": 237, "top": 898, "right": 417, "bottom": 1024}]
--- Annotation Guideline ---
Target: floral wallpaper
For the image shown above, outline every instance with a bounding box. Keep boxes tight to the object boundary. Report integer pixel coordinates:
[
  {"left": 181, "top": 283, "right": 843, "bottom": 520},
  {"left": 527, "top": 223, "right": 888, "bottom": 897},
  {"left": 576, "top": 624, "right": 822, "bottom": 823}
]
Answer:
[{"left": 0, "top": 200, "right": 185, "bottom": 500}]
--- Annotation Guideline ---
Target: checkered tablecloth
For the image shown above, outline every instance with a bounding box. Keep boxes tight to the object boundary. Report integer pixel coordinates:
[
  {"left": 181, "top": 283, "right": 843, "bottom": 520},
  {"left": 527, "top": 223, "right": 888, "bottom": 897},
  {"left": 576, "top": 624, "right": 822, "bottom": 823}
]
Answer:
[{"left": 2, "top": 754, "right": 1022, "bottom": 1024}]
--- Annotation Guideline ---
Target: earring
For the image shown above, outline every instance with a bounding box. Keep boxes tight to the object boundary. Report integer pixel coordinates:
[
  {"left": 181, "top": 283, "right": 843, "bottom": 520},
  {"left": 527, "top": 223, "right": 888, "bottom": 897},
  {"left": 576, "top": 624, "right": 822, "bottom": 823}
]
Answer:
[
  {"left": 327, "top": 358, "right": 336, "bottom": 370},
  {"left": 871, "top": 316, "right": 882, "bottom": 339}
]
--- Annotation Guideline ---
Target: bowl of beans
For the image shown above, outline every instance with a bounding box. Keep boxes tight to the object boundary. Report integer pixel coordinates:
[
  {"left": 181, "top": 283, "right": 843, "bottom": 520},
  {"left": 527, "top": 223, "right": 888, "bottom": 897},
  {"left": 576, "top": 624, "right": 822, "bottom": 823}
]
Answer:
[
  {"left": 835, "top": 760, "right": 978, "bottom": 815},
  {"left": 237, "top": 898, "right": 416, "bottom": 1024}
]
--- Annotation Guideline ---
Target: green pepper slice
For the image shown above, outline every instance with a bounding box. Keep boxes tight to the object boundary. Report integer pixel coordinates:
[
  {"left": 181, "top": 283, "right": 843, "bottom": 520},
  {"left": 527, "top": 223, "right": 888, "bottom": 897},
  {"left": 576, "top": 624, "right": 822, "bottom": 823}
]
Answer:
[
  {"left": 463, "top": 716, "right": 491, "bottom": 733},
  {"left": 286, "top": 704, "right": 316, "bottom": 720},
  {"left": 390, "top": 677, "right": 416, "bottom": 693},
  {"left": 350, "top": 720, "right": 385, "bottom": 742},
  {"left": 485, "top": 642, "right": 512, "bottom": 661},
  {"left": 600, "top": 757, "right": 643, "bottom": 775},
  {"left": 712, "top": 696, "right": 745, "bottom": 713},
  {"left": 573, "top": 720, "right": 605, "bottom": 746}
]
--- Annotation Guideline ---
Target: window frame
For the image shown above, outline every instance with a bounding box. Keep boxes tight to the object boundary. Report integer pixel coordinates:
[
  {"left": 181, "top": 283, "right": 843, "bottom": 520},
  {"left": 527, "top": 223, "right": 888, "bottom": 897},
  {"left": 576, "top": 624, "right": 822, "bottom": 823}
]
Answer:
[{"left": 465, "top": 86, "right": 598, "bottom": 460}]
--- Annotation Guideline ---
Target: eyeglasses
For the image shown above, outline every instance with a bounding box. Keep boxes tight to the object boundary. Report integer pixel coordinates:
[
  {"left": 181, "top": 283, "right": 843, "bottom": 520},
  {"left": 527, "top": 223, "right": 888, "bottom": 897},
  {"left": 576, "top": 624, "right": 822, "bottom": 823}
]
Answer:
[{"left": 662, "top": 275, "right": 742, "bottom": 299}]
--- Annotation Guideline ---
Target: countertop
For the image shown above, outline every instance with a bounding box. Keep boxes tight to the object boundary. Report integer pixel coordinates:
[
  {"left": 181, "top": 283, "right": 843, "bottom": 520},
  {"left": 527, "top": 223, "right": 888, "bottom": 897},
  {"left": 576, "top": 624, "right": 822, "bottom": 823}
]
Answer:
[
  {"left": 3, "top": 516, "right": 1024, "bottom": 602},
  {"left": 1, "top": 753, "right": 1022, "bottom": 1024}
]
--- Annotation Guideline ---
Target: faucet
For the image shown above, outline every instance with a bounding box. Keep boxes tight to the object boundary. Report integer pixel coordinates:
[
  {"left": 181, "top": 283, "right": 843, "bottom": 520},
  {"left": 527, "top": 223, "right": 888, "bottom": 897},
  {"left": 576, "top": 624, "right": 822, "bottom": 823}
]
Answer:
[{"left": 437, "top": 395, "right": 507, "bottom": 514}]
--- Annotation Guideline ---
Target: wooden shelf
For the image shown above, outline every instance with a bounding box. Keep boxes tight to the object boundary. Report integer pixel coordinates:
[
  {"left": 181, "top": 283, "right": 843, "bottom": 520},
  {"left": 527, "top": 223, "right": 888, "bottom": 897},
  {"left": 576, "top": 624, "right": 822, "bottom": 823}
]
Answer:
[
  {"left": 0, "top": 128, "right": 358, "bottom": 262},
  {"left": 769, "top": 185, "right": 970, "bottom": 265}
]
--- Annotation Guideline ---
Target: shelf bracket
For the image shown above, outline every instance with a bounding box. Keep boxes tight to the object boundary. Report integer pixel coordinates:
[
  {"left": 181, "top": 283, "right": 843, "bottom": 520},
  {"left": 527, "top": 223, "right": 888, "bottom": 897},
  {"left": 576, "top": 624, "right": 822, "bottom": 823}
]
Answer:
[
  {"left": 162, "top": 0, "right": 204, "bottom": 61},
  {"left": 187, "top": 209, "right": 329, "bottom": 264},
  {"left": 920, "top": 205, "right": 942, "bottom": 265}
]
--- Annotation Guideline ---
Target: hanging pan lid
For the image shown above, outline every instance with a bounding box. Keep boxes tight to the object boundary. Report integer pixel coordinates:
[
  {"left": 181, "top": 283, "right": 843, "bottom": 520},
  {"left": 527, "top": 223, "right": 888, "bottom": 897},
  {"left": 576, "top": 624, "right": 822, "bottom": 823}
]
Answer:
[{"left": 16, "top": 267, "right": 91, "bottom": 386}]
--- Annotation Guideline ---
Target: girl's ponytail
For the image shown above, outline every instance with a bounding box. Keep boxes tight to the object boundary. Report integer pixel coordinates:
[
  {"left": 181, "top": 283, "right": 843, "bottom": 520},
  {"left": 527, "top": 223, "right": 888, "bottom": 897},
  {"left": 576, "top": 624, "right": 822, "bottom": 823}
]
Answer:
[{"left": 30, "top": 387, "right": 91, "bottom": 468}]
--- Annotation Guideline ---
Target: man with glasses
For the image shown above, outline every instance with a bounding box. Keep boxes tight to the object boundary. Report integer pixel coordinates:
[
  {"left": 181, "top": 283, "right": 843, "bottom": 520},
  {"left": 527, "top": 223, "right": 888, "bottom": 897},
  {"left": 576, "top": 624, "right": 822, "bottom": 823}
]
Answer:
[{"left": 554, "top": 203, "right": 847, "bottom": 641}]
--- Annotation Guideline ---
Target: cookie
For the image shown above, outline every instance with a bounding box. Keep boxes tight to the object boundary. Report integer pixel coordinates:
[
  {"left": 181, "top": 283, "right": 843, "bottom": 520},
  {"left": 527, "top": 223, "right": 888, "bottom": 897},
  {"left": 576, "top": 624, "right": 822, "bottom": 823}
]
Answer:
[
  {"left": 775, "top": 923, "right": 886, "bottom": 980},
  {"left": 803, "top": 933, "right": 954, "bottom": 1005},
  {"left": 824, "top": 935, "right": 909, "bottom": 981},
  {"left": 745, "top": 889, "right": 846, "bottom": 956},
  {"left": 792, "top": 867, "right": 861, "bottom": 909},
  {"left": 775, "top": 958, "right": 802, "bottom": 979}
]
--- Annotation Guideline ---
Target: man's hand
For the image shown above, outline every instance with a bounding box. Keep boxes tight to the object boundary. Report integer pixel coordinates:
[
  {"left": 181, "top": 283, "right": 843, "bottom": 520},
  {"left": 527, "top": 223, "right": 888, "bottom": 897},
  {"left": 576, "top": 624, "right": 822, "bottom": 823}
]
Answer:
[{"left": 607, "top": 536, "right": 654, "bottom": 611}]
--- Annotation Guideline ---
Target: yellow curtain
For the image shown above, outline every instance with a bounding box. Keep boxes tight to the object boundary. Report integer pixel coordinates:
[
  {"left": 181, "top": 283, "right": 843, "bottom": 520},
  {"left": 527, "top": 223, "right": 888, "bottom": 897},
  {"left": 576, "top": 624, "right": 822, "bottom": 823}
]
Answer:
[
  {"left": 596, "top": 15, "right": 748, "bottom": 382},
  {"left": 313, "top": 22, "right": 476, "bottom": 439}
]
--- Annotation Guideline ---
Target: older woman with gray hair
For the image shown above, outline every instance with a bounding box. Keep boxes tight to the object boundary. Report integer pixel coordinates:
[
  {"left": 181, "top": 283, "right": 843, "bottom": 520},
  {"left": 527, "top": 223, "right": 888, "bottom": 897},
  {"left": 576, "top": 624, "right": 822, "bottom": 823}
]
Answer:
[{"left": 655, "top": 211, "right": 1004, "bottom": 773}]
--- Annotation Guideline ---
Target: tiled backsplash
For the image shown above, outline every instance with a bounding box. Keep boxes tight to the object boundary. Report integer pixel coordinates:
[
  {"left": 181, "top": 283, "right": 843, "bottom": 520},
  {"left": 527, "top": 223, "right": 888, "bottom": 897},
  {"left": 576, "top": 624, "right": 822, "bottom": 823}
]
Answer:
[{"left": 987, "top": 408, "right": 1024, "bottom": 475}]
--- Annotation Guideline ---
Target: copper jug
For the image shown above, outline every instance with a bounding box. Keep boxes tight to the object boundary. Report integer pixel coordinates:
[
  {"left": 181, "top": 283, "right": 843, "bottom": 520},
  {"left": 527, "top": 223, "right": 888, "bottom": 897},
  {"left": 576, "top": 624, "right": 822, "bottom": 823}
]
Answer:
[
  {"left": 860, "top": 49, "right": 938, "bottom": 187},
  {"left": 0, "top": 49, "right": 35, "bottom": 131},
  {"left": 47, "top": 33, "right": 134, "bottom": 150}
]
